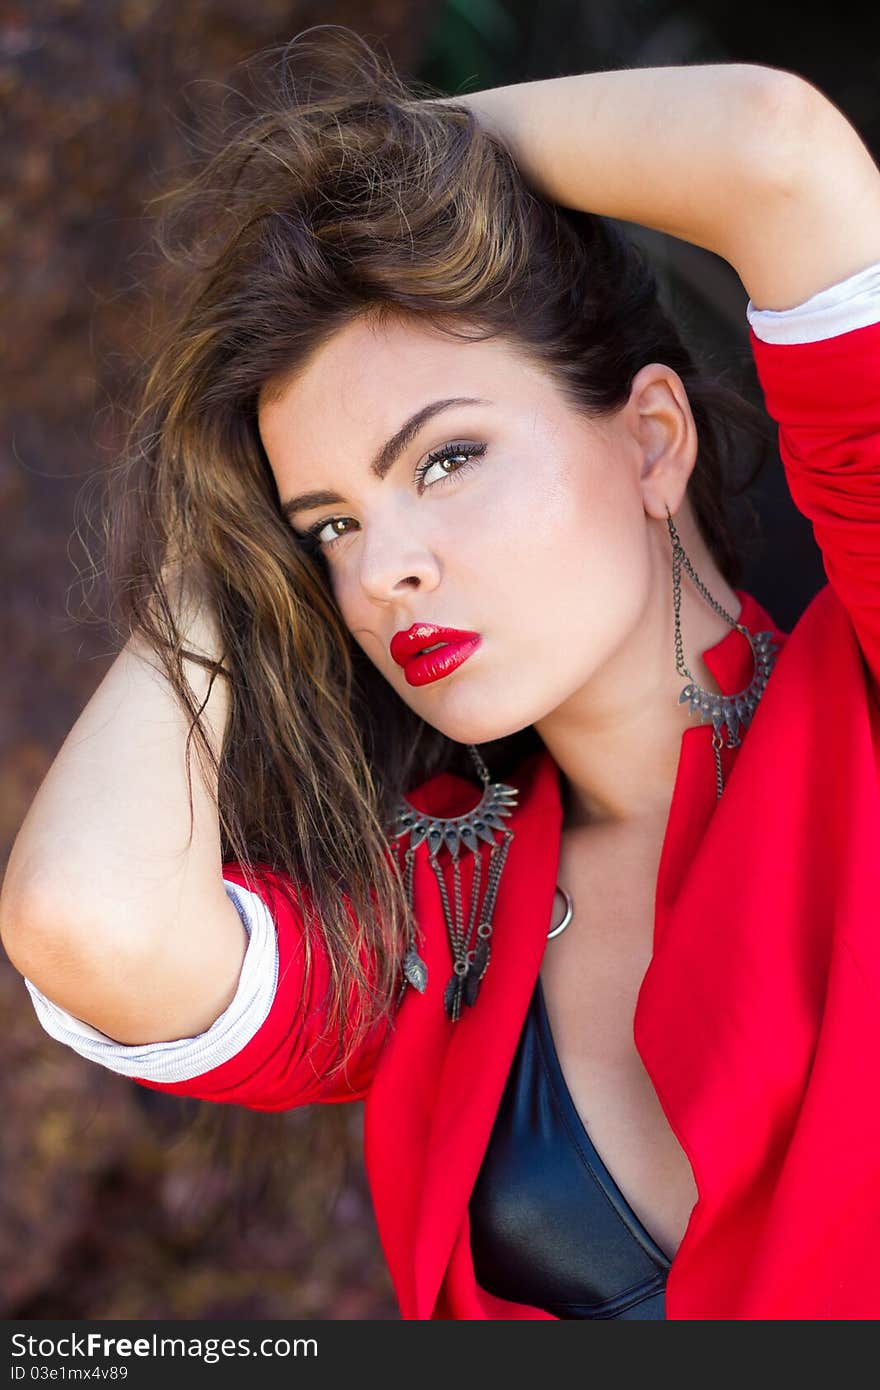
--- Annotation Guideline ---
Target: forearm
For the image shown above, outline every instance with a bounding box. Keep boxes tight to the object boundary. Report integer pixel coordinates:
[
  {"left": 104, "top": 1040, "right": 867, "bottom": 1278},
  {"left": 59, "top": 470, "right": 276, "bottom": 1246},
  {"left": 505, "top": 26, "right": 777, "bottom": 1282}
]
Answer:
[
  {"left": 447, "top": 63, "right": 809, "bottom": 262},
  {"left": 0, "top": 588, "right": 231, "bottom": 961}
]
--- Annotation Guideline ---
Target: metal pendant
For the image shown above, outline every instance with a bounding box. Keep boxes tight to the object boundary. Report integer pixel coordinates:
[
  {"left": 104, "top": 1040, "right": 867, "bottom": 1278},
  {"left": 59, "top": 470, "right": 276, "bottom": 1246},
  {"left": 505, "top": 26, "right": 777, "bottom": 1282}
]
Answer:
[
  {"left": 667, "top": 506, "right": 780, "bottom": 801},
  {"left": 461, "top": 934, "right": 491, "bottom": 1008},
  {"left": 443, "top": 971, "right": 466, "bottom": 1022},
  {"left": 390, "top": 764, "right": 519, "bottom": 1016},
  {"left": 388, "top": 779, "right": 519, "bottom": 854},
  {"left": 402, "top": 944, "right": 428, "bottom": 994},
  {"left": 677, "top": 626, "right": 779, "bottom": 744}
]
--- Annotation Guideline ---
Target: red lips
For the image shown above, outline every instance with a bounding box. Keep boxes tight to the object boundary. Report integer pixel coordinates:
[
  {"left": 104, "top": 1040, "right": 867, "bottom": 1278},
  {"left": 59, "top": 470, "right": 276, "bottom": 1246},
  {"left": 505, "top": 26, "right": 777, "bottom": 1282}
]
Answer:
[{"left": 389, "top": 624, "right": 482, "bottom": 688}]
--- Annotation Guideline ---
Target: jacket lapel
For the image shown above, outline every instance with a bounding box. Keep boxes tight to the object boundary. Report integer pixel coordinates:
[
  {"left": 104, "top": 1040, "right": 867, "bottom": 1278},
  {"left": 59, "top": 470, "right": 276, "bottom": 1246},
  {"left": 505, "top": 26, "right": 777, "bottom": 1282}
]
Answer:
[{"left": 410, "top": 746, "right": 563, "bottom": 1318}]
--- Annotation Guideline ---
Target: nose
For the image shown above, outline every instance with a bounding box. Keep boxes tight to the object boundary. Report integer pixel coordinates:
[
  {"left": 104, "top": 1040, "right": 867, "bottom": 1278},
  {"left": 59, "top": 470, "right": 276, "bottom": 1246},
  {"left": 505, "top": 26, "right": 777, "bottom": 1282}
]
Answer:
[{"left": 357, "top": 523, "right": 442, "bottom": 604}]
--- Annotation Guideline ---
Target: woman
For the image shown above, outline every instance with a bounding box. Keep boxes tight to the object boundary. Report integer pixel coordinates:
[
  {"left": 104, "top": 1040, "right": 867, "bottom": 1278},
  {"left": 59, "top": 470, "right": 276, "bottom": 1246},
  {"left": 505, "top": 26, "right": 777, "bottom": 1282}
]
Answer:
[{"left": 3, "top": 28, "right": 880, "bottom": 1319}]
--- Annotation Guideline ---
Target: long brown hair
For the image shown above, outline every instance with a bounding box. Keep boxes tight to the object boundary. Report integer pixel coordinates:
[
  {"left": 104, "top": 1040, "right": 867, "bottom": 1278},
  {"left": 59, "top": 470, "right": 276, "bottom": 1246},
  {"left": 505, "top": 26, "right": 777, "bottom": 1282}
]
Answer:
[{"left": 90, "top": 24, "right": 773, "bottom": 1086}]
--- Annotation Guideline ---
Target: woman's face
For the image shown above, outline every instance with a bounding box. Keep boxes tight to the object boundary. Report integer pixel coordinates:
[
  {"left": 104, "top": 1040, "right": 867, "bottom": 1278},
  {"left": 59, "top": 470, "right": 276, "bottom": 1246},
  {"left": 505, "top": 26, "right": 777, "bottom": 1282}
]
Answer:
[{"left": 258, "top": 312, "right": 702, "bottom": 748}]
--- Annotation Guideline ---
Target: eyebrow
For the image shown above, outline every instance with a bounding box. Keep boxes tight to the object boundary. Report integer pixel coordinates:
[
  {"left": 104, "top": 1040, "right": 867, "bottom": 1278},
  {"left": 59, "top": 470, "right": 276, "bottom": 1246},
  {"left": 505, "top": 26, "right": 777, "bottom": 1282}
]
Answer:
[{"left": 279, "top": 397, "right": 491, "bottom": 521}]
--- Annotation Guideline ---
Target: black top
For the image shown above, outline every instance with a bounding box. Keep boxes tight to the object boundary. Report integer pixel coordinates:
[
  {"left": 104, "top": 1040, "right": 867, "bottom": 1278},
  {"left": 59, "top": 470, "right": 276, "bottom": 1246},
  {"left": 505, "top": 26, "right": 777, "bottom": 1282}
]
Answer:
[{"left": 468, "top": 974, "right": 671, "bottom": 1319}]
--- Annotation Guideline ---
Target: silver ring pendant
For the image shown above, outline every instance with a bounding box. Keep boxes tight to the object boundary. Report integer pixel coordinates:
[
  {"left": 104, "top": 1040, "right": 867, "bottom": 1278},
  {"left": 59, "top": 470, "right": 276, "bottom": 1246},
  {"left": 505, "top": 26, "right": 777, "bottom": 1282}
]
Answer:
[{"left": 547, "top": 884, "right": 573, "bottom": 939}]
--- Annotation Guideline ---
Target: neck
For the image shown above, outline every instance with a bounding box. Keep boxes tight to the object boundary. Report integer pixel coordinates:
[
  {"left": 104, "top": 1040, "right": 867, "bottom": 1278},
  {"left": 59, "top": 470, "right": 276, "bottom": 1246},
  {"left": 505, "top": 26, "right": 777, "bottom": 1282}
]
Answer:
[{"left": 535, "top": 523, "right": 741, "bottom": 829}]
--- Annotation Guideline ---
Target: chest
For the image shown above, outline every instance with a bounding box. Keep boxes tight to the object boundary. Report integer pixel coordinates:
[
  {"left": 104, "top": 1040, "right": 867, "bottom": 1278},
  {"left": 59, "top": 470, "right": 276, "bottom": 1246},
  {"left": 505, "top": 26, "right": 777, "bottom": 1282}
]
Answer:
[{"left": 538, "top": 817, "right": 699, "bottom": 1260}]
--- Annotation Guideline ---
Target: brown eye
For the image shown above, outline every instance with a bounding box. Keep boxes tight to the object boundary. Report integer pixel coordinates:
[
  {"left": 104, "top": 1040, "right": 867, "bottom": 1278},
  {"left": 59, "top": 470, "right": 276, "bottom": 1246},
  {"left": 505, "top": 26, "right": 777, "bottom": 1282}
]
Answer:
[{"left": 297, "top": 440, "right": 488, "bottom": 555}]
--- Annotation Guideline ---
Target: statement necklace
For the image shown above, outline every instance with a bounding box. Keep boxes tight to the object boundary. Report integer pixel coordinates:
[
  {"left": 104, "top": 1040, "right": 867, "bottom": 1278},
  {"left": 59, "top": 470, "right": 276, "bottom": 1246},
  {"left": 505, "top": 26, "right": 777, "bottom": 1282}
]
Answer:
[{"left": 388, "top": 744, "right": 519, "bottom": 1021}]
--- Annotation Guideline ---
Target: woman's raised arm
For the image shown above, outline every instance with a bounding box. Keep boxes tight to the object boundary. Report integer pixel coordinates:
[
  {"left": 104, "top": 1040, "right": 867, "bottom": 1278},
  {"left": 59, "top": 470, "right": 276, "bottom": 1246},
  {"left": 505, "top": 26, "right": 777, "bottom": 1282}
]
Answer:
[
  {"left": 438, "top": 63, "right": 880, "bottom": 311},
  {"left": 0, "top": 573, "right": 247, "bottom": 1047}
]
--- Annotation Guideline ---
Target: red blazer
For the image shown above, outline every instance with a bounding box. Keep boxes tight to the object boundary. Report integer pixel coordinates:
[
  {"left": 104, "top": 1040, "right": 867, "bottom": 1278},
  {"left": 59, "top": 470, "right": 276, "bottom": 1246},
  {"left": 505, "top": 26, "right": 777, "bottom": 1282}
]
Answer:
[{"left": 136, "top": 318, "right": 880, "bottom": 1319}]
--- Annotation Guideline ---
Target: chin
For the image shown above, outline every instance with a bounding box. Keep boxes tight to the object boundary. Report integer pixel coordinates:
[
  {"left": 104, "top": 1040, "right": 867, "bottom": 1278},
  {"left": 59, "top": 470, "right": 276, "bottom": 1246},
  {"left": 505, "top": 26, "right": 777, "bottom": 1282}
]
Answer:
[{"left": 421, "top": 702, "right": 537, "bottom": 749}]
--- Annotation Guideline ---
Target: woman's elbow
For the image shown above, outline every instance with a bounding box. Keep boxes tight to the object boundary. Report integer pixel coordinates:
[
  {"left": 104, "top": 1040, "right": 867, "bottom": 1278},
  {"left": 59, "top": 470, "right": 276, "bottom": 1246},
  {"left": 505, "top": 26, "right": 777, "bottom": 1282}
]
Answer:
[{"left": 734, "top": 64, "right": 842, "bottom": 188}]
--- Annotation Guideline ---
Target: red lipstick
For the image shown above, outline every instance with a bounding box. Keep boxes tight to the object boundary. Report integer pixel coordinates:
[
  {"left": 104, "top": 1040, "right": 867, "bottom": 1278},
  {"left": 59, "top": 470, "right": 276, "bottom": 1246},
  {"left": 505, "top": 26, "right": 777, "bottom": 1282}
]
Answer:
[{"left": 389, "top": 624, "right": 482, "bottom": 688}]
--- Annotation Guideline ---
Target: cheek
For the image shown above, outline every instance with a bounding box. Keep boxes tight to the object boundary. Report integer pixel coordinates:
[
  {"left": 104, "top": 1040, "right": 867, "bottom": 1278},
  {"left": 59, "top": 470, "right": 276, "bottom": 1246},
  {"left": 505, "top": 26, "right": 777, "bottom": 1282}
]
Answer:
[
  {"left": 472, "top": 455, "right": 652, "bottom": 684},
  {"left": 333, "top": 577, "right": 364, "bottom": 633},
  {"left": 331, "top": 568, "right": 392, "bottom": 667},
  {"left": 472, "top": 448, "right": 641, "bottom": 602}
]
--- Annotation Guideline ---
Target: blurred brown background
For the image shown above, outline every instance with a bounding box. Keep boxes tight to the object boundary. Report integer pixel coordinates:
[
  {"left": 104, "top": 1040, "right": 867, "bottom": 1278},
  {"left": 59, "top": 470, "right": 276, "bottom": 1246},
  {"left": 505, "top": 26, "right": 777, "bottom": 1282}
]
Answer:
[{"left": 2, "top": 0, "right": 878, "bottom": 1319}]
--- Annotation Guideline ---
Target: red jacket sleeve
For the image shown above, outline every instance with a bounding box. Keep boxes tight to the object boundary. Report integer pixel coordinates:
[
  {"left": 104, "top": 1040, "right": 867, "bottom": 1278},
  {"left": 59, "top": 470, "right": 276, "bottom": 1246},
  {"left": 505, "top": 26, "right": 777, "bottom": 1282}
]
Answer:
[
  {"left": 133, "top": 862, "right": 392, "bottom": 1112},
  {"left": 749, "top": 317, "right": 880, "bottom": 698}
]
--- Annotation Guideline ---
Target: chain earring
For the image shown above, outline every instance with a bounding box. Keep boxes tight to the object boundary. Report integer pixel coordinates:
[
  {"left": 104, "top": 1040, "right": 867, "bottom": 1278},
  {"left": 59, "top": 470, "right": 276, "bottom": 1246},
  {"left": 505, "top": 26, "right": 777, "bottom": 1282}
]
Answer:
[{"left": 666, "top": 503, "right": 779, "bottom": 799}]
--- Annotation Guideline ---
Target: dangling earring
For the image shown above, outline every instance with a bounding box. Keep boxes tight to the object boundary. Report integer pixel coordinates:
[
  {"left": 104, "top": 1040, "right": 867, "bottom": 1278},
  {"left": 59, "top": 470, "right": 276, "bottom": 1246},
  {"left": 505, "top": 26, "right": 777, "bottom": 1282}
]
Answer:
[
  {"left": 389, "top": 743, "right": 519, "bottom": 1019},
  {"left": 666, "top": 504, "right": 779, "bottom": 800}
]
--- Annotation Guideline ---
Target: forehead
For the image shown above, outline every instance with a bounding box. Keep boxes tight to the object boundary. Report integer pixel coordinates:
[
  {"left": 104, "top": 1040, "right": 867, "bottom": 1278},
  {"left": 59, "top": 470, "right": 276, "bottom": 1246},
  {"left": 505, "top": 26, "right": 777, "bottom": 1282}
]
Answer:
[{"left": 257, "top": 314, "right": 549, "bottom": 445}]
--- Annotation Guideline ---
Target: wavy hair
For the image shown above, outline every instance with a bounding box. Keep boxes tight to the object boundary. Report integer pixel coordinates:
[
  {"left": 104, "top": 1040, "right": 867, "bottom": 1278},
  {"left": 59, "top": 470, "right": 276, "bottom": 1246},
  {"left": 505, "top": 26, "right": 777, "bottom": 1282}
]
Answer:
[{"left": 91, "top": 24, "right": 773, "bottom": 1087}]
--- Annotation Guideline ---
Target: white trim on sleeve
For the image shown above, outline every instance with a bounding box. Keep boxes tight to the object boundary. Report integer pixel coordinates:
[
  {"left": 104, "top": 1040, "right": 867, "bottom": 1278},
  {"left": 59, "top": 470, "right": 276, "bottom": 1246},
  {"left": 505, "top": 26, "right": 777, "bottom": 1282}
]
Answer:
[
  {"left": 21, "top": 879, "right": 279, "bottom": 1083},
  {"left": 747, "top": 259, "right": 880, "bottom": 343}
]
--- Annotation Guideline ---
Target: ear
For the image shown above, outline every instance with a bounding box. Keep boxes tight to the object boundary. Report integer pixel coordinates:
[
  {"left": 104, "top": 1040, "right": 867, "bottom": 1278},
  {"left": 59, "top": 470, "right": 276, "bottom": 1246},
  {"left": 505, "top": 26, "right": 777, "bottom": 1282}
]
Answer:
[{"left": 624, "top": 363, "right": 698, "bottom": 520}]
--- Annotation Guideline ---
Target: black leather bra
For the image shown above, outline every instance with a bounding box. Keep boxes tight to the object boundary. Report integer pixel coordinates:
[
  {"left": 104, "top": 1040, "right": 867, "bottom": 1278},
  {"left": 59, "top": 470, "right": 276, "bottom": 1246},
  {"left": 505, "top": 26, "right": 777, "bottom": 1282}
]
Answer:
[{"left": 468, "top": 974, "right": 671, "bottom": 1319}]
